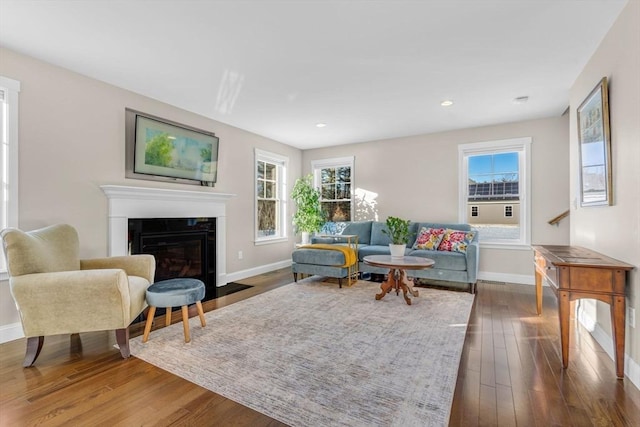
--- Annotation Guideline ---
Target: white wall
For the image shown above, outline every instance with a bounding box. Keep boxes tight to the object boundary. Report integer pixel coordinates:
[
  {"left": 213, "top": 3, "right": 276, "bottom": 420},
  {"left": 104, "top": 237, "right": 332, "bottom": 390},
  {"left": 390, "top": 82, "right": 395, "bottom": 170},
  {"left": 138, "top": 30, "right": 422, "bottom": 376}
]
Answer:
[
  {"left": 0, "top": 47, "right": 302, "bottom": 334},
  {"left": 569, "top": 0, "right": 639, "bottom": 381},
  {"left": 303, "top": 115, "right": 570, "bottom": 283}
]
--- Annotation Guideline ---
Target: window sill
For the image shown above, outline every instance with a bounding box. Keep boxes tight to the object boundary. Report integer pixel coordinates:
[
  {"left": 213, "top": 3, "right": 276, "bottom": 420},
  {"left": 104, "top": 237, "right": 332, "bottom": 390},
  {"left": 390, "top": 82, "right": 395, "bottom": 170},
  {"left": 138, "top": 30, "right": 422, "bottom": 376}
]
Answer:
[
  {"left": 479, "top": 242, "right": 532, "bottom": 251},
  {"left": 254, "top": 237, "right": 289, "bottom": 246}
]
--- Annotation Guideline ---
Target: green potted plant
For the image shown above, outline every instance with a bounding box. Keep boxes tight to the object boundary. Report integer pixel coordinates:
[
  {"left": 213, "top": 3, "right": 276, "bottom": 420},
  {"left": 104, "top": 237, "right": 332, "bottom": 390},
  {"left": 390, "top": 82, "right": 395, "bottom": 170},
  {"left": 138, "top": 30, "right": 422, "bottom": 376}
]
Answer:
[
  {"left": 382, "top": 216, "right": 412, "bottom": 257},
  {"left": 291, "top": 174, "right": 325, "bottom": 244}
]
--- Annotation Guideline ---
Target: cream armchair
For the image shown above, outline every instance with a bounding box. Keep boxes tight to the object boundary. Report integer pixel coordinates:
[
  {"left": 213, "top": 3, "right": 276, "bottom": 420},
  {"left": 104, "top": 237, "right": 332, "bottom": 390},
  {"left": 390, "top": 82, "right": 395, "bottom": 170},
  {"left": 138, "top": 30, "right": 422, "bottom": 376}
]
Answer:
[{"left": 1, "top": 224, "right": 155, "bottom": 367}]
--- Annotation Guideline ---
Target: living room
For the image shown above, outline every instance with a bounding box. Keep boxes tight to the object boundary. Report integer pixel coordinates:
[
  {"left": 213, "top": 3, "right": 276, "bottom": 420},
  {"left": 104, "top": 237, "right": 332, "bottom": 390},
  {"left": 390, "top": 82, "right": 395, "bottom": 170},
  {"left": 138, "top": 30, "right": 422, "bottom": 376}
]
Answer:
[{"left": 0, "top": 1, "right": 638, "bottom": 425}]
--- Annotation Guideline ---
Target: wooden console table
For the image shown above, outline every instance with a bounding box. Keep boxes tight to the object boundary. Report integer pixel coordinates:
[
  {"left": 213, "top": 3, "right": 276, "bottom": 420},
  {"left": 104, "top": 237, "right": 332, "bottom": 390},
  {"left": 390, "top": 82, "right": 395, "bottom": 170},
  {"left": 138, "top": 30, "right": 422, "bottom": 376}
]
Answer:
[{"left": 533, "top": 245, "right": 634, "bottom": 379}]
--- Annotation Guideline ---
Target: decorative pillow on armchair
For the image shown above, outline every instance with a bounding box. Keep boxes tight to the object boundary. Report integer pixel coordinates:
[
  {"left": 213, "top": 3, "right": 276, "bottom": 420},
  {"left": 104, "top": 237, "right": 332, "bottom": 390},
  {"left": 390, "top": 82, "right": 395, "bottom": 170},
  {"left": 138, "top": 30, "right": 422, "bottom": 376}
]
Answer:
[
  {"left": 438, "top": 229, "right": 477, "bottom": 254},
  {"left": 413, "top": 227, "right": 446, "bottom": 250}
]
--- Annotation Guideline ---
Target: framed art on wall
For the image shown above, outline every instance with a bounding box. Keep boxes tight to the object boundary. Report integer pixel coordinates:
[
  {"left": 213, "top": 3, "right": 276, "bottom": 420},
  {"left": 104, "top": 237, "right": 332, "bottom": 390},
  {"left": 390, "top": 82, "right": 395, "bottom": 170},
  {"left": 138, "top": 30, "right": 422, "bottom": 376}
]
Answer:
[
  {"left": 577, "top": 77, "right": 612, "bottom": 207},
  {"left": 125, "top": 109, "right": 219, "bottom": 186}
]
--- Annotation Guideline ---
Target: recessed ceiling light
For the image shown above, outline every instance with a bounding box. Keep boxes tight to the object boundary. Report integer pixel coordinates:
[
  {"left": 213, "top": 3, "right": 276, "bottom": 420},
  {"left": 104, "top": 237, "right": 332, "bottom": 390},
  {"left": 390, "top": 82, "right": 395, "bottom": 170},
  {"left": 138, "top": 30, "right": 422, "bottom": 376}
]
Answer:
[
  {"left": 513, "top": 96, "right": 529, "bottom": 104},
  {"left": 316, "top": 123, "right": 327, "bottom": 128},
  {"left": 440, "top": 100, "right": 454, "bottom": 107}
]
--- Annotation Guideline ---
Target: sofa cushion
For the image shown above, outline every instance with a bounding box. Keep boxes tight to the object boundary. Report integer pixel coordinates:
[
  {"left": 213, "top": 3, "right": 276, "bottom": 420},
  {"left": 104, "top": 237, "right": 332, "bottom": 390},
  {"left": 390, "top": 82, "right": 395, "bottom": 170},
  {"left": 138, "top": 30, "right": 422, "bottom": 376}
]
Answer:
[
  {"left": 413, "top": 227, "right": 446, "bottom": 250},
  {"left": 342, "top": 221, "right": 373, "bottom": 245},
  {"left": 438, "top": 229, "right": 477, "bottom": 254},
  {"left": 370, "top": 221, "right": 392, "bottom": 246},
  {"left": 358, "top": 245, "right": 410, "bottom": 260},
  {"left": 409, "top": 249, "right": 467, "bottom": 271}
]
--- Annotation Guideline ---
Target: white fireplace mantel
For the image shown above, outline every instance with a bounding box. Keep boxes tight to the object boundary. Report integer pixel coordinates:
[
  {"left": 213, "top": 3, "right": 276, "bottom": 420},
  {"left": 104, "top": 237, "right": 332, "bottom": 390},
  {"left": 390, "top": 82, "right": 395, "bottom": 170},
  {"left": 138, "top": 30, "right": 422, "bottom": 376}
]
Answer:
[{"left": 100, "top": 185, "right": 236, "bottom": 286}]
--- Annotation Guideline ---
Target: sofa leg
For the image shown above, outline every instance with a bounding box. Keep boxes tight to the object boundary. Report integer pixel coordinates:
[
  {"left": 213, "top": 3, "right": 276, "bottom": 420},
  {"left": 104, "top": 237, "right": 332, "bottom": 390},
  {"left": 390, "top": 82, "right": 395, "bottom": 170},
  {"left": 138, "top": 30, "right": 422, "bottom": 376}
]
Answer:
[
  {"left": 293, "top": 272, "right": 298, "bottom": 282},
  {"left": 338, "top": 278, "right": 342, "bottom": 288},
  {"left": 23, "top": 336, "right": 44, "bottom": 367},
  {"left": 469, "top": 282, "right": 477, "bottom": 294}
]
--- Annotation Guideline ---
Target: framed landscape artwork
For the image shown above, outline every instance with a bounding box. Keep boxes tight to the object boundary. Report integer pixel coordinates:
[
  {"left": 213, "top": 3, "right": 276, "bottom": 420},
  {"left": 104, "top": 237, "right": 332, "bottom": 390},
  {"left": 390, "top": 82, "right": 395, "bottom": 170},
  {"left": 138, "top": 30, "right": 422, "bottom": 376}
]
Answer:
[
  {"left": 577, "top": 77, "right": 612, "bottom": 207},
  {"left": 125, "top": 109, "right": 219, "bottom": 186}
]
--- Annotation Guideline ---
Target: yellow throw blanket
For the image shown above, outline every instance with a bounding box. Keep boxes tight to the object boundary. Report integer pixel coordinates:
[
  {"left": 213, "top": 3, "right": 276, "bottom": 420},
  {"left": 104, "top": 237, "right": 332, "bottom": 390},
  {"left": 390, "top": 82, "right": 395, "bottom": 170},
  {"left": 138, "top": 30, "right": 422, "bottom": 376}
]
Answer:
[{"left": 299, "top": 244, "right": 357, "bottom": 268}]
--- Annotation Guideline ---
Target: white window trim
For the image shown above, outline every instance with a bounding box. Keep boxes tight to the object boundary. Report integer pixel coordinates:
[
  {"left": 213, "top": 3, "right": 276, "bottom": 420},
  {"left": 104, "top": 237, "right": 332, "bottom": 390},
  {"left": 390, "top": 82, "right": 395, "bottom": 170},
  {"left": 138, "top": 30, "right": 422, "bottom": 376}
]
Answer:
[
  {"left": 311, "top": 156, "right": 355, "bottom": 221},
  {"left": 254, "top": 148, "right": 288, "bottom": 245},
  {"left": 458, "top": 137, "right": 531, "bottom": 250},
  {"left": 0, "top": 76, "right": 20, "bottom": 280}
]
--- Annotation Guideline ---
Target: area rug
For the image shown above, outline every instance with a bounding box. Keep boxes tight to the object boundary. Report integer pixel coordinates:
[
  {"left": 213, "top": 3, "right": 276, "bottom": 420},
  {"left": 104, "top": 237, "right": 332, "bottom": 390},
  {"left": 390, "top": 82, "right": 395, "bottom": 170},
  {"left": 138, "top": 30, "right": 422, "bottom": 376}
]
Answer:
[{"left": 129, "top": 279, "right": 475, "bottom": 426}]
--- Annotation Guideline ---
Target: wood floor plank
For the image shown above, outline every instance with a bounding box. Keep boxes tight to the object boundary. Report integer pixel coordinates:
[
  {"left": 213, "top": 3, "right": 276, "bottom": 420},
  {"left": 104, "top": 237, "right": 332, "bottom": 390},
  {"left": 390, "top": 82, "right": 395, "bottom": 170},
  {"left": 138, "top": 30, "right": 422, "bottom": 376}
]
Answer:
[{"left": 1, "top": 272, "right": 638, "bottom": 426}]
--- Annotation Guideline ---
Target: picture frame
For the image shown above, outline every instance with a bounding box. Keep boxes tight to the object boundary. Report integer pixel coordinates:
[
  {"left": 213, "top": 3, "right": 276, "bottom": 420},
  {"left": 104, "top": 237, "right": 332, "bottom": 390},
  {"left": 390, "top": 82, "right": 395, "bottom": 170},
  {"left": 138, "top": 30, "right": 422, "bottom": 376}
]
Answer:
[
  {"left": 125, "top": 109, "right": 219, "bottom": 186},
  {"left": 577, "top": 77, "right": 612, "bottom": 207}
]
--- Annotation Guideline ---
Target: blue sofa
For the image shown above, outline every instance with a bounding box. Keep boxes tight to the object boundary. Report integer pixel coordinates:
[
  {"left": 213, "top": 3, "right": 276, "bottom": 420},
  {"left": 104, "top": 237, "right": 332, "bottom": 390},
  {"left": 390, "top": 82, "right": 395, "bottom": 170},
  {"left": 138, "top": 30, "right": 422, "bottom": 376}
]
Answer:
[{"left": 294, "top": 220, "right": 479, "bottom": 293}]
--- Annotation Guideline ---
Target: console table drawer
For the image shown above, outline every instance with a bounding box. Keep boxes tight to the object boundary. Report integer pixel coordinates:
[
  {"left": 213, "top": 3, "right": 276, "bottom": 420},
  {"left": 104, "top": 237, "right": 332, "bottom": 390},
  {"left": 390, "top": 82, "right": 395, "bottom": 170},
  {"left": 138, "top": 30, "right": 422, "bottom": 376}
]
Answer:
[{"left": 567, "top": 266, "right": 614, "bottom": 293}]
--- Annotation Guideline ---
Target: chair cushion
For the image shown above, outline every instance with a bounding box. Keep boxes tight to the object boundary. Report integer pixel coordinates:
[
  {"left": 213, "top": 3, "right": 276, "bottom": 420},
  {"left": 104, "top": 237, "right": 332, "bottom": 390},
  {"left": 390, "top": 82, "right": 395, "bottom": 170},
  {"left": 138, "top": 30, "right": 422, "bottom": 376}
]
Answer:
[
  {"left": 1, "top": 224, "right": 80, "bottom": 276},
  {"left": 146, "top": 278, "right": 205, "bottom": 307}
]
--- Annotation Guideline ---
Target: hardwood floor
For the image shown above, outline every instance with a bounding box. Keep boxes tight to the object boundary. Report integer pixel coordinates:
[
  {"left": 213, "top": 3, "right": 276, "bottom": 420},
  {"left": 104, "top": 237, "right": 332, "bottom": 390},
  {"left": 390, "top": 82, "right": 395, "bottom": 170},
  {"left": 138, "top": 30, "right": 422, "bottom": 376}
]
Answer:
[{"left": 1, "top": 270, "right": 639, "bottom": 426}]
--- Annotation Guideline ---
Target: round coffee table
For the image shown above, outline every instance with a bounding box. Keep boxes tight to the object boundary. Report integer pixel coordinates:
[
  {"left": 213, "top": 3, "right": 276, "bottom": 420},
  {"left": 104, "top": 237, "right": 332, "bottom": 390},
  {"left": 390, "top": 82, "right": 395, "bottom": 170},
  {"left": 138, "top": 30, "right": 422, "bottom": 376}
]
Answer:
[{"left": 363, "top": 255, "right": 435, "bottom": 305}]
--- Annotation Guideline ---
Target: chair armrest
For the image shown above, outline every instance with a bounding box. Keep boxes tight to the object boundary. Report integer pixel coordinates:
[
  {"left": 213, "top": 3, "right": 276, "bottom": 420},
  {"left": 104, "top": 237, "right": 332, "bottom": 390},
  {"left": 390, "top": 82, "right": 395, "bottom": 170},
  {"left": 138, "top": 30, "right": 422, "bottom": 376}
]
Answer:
[
  {"left": 81, "top": 254, "right": 155, "bottom": 283},
  {"left": 9, "top": 269, "right": 133, "bottom": 337}
]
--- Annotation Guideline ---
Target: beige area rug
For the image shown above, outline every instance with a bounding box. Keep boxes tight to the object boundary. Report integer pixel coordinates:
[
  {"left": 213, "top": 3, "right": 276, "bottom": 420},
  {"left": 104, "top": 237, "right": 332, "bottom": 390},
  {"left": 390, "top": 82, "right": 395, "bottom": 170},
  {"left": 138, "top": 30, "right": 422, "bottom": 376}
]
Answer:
[{"left": 129, "top": 279, "right": 475, "bottom": 427}]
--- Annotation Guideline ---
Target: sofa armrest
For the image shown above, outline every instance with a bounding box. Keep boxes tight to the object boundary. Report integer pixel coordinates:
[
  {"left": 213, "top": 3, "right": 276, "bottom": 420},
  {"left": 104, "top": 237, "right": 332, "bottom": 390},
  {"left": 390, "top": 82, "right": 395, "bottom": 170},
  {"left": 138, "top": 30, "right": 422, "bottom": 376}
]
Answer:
[
  {"left": 465, "top": 241, "right": 480, "bottom": 283},
  {"left": 10, "top": 269, "right": 134, "bottom": 337},
  {"left": 81, "top": 254, "right": 155, "bottom": 283}
]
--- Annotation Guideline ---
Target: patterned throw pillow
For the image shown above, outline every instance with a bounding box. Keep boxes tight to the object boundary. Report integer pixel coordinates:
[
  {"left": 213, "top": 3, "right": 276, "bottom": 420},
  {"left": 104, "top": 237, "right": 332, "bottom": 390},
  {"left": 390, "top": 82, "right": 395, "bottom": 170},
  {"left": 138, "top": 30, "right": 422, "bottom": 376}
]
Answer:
[
  {"left": 320, "top": 221, "right": 348, "bottom": 235},
  {"left": 413, "top": 227, "right": 446, "bottom": 250},
  {"left": 437, "top": 229, "right": 477, "bottom": 254}
]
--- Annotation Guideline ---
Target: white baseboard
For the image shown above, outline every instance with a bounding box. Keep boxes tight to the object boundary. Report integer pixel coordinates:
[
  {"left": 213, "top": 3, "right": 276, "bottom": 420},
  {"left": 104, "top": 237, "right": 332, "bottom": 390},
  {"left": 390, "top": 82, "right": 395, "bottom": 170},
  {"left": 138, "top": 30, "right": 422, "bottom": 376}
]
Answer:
[
  {"left": 577, "top": 304, "right": 640, "bottom": 390},
  {"left": 0, "top": 322, "right": 24, "bottom": 344},
  {"left": 478, "top": 271, "right": 535, "bottom": 285},
  {"left": 225, "top": 259, "right": 292, "bottom": 284}
]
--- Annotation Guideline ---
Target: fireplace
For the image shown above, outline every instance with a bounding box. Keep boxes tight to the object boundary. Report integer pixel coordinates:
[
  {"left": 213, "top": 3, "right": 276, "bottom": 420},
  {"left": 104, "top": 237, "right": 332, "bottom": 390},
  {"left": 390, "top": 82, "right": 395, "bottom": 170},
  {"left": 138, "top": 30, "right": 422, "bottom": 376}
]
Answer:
[
  {"left": 101, "top": 185, "right": 235, "bottom": 292},
  {"left": 129, "top": 218, "right": 217, "bottom": 300}
]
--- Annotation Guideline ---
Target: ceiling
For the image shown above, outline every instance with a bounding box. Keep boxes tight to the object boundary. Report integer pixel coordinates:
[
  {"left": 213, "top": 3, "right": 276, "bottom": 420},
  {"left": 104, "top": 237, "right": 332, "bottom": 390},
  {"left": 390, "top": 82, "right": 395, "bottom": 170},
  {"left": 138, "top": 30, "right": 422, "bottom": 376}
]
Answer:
[{"left": 0, "top": 0, "right": 627, "bottom": 149}]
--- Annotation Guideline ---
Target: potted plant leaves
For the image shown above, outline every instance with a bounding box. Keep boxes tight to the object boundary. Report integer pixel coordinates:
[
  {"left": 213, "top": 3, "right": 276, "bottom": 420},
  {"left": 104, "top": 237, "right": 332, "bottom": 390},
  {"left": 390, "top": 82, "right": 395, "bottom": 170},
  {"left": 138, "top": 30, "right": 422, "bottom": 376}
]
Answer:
[
  {"left": 291, "top": 174, "right": 325, "bottom": 244},
  {"left": 382, "top": 216, "right": 412, "bottom": 257}
]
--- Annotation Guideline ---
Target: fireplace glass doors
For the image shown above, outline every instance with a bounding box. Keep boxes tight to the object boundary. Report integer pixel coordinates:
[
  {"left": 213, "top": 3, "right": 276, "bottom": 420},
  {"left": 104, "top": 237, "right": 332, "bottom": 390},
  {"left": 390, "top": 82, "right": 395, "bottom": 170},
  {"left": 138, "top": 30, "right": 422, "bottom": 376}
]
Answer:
[{"left": 128, "top": 218, "right": 217, "bottom": 300}]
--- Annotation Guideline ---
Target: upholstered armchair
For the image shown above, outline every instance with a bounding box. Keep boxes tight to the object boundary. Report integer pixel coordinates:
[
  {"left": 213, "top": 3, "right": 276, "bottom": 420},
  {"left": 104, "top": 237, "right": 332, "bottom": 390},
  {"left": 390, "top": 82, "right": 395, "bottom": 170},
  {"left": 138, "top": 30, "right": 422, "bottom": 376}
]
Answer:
[{"left": 1, "top": 224, "right": 155, "bottom": 367}]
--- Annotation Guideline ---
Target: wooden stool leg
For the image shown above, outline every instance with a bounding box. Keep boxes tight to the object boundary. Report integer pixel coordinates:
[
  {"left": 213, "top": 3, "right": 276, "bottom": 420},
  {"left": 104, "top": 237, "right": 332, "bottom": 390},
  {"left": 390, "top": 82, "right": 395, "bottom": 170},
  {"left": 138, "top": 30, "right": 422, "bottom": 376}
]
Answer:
[
  {"left": 196, "top": 301, "right": 206, "bottom": 327},
  {"left": 181, "top": 305, "right": 191, "bottom": 343},
  {"left": 142, "top": 306, "right": 157, "bottom": 343},
  {"left": 165, "top": 307, "right": 172, "bottom": 326}
]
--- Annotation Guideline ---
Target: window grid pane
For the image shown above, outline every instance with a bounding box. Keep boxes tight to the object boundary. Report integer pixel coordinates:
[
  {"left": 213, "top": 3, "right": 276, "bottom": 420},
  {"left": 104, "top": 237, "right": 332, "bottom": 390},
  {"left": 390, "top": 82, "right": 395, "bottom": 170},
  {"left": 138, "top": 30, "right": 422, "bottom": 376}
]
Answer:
[
  {"left": 319, "top": 166, "right": 352, "bottom": 221},
  {"left": 467, "top": 151, "right": 521, "bottom": 241},
  {"left": 255, "top": 152, "right": 286, "bottom": 241}
]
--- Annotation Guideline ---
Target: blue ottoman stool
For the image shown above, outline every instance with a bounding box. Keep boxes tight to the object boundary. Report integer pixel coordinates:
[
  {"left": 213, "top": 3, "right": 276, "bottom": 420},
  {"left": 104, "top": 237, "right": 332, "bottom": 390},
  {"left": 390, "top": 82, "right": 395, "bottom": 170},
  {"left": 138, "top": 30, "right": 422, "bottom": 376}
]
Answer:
[{"left": 142, "top": 278, "right": 206, "bottom": 343}]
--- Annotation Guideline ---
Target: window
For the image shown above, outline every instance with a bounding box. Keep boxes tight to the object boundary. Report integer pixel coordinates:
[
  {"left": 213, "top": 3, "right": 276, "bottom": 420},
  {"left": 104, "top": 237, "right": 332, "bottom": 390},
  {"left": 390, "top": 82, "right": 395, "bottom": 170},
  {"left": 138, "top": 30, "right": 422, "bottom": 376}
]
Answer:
[
  {"left": 311, "top": 156, "right": 354, "bottom": 222},
  {"left": 0, "top": 76, "right": 20, "bottom": 278},
  {"left": 255, "top": 149, "right": 288, "bottom": 244},
  {"left": 458, "top": 137, "right": 531, "bottom": 248}
]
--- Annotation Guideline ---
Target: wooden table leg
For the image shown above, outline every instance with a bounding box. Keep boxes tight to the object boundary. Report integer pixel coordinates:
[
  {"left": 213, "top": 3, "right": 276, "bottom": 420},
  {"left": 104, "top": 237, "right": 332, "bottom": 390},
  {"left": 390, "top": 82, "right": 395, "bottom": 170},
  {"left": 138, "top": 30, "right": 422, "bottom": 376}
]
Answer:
[
  {"left": 611, "top": 296, "right": 626, "bottom": 379},
  {"left": 535, "top": 270, "right": 543, "bottom": 315},
  {"left": 403, "top": 272, "right": 419, "bottom": 298},
  {"left": 397, "top": 269, "right": 412, "bottom": 305},
  {"left": 375, "top": 269, "right": 395, "bottom": 300},
  {"left": 558, "top": 291, "right": 571, "bottom": 369}
]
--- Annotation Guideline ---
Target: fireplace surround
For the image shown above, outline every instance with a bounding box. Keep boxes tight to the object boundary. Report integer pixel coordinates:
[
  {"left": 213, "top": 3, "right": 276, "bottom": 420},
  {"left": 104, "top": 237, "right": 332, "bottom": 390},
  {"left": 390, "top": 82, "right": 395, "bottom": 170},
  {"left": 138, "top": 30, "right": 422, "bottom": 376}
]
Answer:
[{"left": 101, "top": 185, "right": 234, "bottom": 288}]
